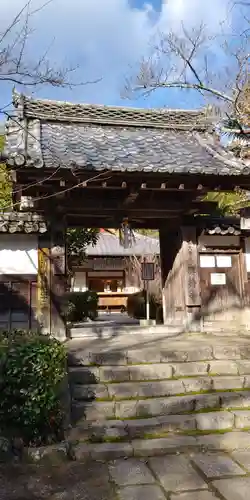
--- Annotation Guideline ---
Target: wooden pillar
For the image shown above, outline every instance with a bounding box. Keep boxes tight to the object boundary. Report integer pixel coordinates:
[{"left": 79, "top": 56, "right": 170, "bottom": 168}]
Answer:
[
  {"left": 159, "top": 224, "right": 201, "bottom": 327},
  {"left": 240, "top": 235, "right": 250, "bottom": 306},
  {"left": 50, "top": 216, "right": 67, "bottom": 340},
  {"left": 37, "top": 233, "right": 51, "bottom": 334},
  {"left": 159, "top": 226, "right": 186, "bottom": 325},
  {"left": 181, "top": 226, "right": 201, "bottom": 325},
  {"left": 37, "top": 216, "right": 67, "bottom": 339}
]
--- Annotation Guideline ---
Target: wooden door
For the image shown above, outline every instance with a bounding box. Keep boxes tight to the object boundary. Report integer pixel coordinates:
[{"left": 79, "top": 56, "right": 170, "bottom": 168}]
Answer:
[
  {"left": 0, "top": 277, "right": 38, "bottom": 331},
  {"left": 199, "top": 253, "right": 242, "bottom": 319}
]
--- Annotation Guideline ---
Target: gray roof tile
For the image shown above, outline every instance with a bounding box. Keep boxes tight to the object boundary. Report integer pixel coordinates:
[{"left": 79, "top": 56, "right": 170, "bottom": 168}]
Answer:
[
  {"left": 38, "top": 123, "right": 247, "bottom": 175},
  {"left": 0, "top": 211, "right": 48, "bottom": 233},
  {"left": 3, "top": 92, "right": 249, "bottom": 175},
  {"left": 196, "top": 216, "right": 241, "bottom": 236}
]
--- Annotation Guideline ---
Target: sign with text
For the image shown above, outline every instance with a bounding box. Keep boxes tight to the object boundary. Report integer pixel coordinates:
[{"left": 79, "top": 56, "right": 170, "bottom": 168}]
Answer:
[
  {"left": 200, "top": 255, "right": 215, "bottom": 268},
  {"left": 93, "top": 258, "right": 124, "bottom": 271},
  {"left": 211, "top": 273, "right": 226, "bottom": 286},
  {"left": 141, "top": 262, "right": 155, "bottom": 281},
  {"left": 241, "top": 218, "right": 250, "bottom": 230},
  {"left": 216, "top": 255, "right": 232, "bottom": 268}
]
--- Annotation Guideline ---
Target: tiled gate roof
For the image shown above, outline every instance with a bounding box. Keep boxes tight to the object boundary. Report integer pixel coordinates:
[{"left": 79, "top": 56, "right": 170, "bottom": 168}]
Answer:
[{"left": 3, "top": 91, "right": 249, "bottom": 175}]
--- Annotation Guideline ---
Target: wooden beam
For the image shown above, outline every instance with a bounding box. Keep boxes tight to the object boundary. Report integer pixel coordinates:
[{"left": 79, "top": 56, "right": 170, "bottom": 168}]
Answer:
[
  {"left": 37, "top": 196, "right": 217, "bottom": 215},
  {"left": 48, "top": 201, "right": 187, "bottom": 213},
  {"left": 61, "top": 209, "right": 184, "bottom": 217},
  {"left": 60, "top": 204, "right": 217, "bottom": 220},
  {"left": 21, "top": 173, "right": 250, "bottom": 196},
  {"left": 15, "top": 168, "right": 250, "bottom": 192},
  {"left": 123, "top": 191, "right": 139, "bottom": 206},
  {"left": 66, "top": 216, "right": 170, "bottom": 229}
]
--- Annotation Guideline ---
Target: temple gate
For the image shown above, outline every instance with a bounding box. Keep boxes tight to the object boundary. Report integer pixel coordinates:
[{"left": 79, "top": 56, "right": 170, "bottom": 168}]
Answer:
[{"left": 2, "top": 91, "right": 250, "bottom": 338}]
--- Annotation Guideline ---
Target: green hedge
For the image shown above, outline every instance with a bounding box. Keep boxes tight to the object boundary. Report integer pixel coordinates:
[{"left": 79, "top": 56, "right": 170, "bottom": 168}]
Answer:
[
  {"left": 127, "top": 291, "right": 163, "bottom": 322},
  {"left": 64, "top": 291, "right": 98, "bottom": 323},
  {"left": 0, "top": 330, "right": 66, "bottom": 446}
]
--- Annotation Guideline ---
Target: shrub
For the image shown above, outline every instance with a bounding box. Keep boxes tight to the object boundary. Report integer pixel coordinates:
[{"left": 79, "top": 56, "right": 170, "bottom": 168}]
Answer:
[
  {"left": 127, "top": 291, "right": 146, "bottom": 319},
  {"left": 64, "top": 291, "right": 98, "bottom": 323},
  {"left": 127, "top": 291, "right": 163, "bottom": 322},
  {"left": 0, "top": 330, "right": 66, "bottom": 446}
]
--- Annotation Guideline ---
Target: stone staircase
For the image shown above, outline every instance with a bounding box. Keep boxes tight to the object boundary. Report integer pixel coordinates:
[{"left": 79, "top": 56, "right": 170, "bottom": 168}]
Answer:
[{"left": 67, "top": 333, "right": 250, "bottom": 459}]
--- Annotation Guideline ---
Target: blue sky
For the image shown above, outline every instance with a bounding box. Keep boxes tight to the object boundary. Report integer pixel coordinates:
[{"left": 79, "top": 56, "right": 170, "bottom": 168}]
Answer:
[{"left": 0, "top": 0, "right": 247, "bottom": 117}]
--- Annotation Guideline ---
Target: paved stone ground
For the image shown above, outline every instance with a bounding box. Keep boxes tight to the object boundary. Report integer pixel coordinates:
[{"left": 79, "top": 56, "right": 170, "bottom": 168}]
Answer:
[
  {"left": 70, "top": 312, "right": 139, "bottom": 338},
  {"left": 3, "top": 449, "right": 250, "bottom": 499},
  {"left": 6, "top": 332, "right": 250, "bottom": 499}
]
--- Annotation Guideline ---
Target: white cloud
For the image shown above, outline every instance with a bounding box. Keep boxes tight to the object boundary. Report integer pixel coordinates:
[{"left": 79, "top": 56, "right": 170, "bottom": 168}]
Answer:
[
  {"left": 160, "top": 0, "right": 230, "bottom": 30},
  {"left": 0, "top": 0, "right": 232, "bottom": 107}
]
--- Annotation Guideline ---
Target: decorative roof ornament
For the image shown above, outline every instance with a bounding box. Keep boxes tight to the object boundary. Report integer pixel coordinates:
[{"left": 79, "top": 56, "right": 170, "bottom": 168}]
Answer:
[
  {"left": 12, "top": 87, "right": 24, "bottom": 118},
  {"left": 119, "top": 218, "right": 136, "bottom": 249},
  {"left": 11, "top": 91, "right": 212, "bottom": 129}
]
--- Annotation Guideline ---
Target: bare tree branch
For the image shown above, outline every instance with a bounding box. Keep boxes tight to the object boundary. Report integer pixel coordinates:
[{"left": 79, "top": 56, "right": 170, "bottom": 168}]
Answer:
[
  {"left": 0, "top": 0, "right": 101, "bottom": 91},
  {"left": 133, "top": 81, "right": 234, "bottom": 103},
  {"left": 124, "top": 12, "right": 249, "bottom": 121},
  {"left": 0, "top": 1, "right": 32, "bottom": 46}
]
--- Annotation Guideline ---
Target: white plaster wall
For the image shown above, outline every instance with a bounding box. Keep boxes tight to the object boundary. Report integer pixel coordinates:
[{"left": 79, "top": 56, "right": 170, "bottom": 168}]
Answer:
[
  {"left": 124, "top": 264, "right": 140, "bottom": 293},
  {"left": 0, "top": 235, "right": 38, "bottom": 275},
  {"left": 72, "top": 271, "right": 87, "bottom": 292},
  {"left": 245, "top": 237, "right": 250, "bottom": 272},
  {"left": 125, "top": 286, "right": 140, "bottom": 293}
]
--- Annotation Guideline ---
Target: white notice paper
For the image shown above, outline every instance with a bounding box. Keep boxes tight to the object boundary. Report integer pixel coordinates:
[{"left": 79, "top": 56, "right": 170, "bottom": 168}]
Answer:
[
  {"left": 200, "top": 255, "right": 215, "bottom": 268},
  {"left": 216, "top": 255, "right": 232, "bottom": 268},
  {"left": 211, "top": 273, "right": 226, "bottom": 285}
]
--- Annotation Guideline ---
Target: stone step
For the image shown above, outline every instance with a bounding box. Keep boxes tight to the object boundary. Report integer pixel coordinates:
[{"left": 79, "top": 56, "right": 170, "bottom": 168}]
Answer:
[
  {"left": 71, "top": 390, "right": 250, "bottom": 422},
  {"left": 68, "top": 337, "right": 250, "bottom": 460},
  {"left": 27, "top": 429, "right": 250, "bottom": 462},
  {"left": 69, "top": 343, "right": 250, "bottom": 366},
  {"left": 28, "top": 428, "right": 250, "bottom": 462},
  {"left": 68, "top": 360, "right": 250, "bottom": 384},
  {"left": 69, "top": 409, "right": 250, "bottom": 442},
  {"left": 70, "top": 430, "right": 250, "bottom": 461},
  {"left": 70, "top": 324, "right": 182, "bottom": 339},
  {"left": 71, "top": 375, "right": 250, "bottom": 401}
]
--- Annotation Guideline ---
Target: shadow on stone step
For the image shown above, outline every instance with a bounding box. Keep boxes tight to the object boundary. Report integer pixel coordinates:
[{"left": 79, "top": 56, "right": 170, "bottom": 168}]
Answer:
[
  {"left": 67, "top": 339, "right": 250, "bottom": 447},
  {"left": 70, "top": 319, "right": 142, "bottom": 339},
  {"left": 68, "top": 347, "right": 127, "bottom": 430}
]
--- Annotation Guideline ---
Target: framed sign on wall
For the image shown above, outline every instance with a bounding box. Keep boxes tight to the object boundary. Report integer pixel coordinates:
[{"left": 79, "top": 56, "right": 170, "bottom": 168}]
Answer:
[{"left": 141, "top": 262, "right": 155, "bottom": 281}]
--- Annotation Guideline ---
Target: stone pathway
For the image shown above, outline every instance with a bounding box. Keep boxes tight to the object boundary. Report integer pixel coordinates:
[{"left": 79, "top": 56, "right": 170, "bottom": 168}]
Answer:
[
  {"left": 5, "top": 333, "right": 250, "bottom": 498},
  {"left": 3, "top": 449, "right": 250, "bottom": 499}
]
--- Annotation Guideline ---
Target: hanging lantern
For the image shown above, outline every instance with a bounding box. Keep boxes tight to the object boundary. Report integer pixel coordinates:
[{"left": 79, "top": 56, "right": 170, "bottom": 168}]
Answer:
[{"left": 119, "top": 218, "right": 136, "bottom": 249}]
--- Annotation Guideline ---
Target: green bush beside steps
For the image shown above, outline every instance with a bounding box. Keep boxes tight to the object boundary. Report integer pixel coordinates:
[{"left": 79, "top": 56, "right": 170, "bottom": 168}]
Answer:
[
  {"left": 64, "top": 290, "right": 99, "bottom": 323},
  {"left": 0, "top": 330, "right": 66, "bottom": 446},
  {"left": 127, "top": 291, "right": 163, "bottom": 323}
]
